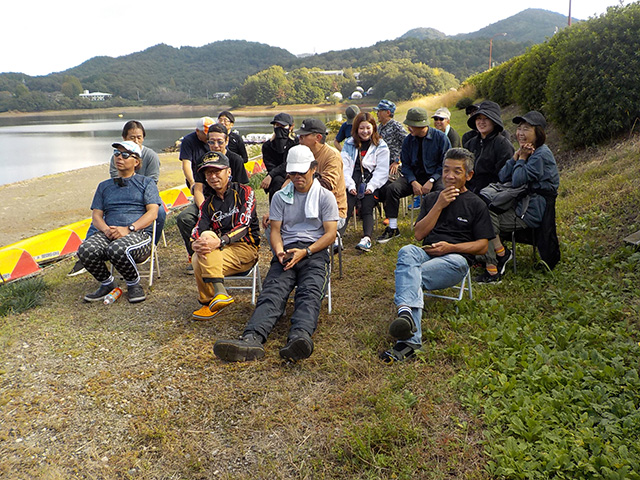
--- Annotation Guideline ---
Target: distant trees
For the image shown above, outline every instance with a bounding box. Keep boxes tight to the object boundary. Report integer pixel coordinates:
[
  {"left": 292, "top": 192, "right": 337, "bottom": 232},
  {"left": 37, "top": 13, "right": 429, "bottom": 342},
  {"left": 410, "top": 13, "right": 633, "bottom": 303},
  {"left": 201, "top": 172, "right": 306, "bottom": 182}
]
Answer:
[
  {"left": 61, "top": 75, "right": 82, "bottom": 98},
  {"left": 468, "top": 2, "right": 640, "bottom": 147}
]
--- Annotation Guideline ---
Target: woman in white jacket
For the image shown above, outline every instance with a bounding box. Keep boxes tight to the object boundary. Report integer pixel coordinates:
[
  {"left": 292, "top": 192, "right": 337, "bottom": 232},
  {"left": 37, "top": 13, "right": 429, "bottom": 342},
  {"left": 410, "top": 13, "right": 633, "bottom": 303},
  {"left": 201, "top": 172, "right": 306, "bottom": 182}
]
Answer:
[{"left": 341, "top": 112, "right": 390, "bottom": 251}]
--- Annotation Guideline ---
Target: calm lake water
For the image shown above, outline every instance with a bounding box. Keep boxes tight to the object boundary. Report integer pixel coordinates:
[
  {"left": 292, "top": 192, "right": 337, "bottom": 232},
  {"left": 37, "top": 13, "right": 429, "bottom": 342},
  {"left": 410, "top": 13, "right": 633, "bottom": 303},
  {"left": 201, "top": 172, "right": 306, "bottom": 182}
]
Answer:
[{"left": 0, "top": 109, "right": 342, "bottom": 186}]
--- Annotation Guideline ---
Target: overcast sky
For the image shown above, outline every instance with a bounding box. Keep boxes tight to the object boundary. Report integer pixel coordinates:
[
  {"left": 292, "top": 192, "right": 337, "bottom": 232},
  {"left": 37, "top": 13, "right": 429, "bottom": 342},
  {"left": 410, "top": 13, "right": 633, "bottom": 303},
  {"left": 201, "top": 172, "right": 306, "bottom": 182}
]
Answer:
[{"left": 2, "top": 0, "right": 628, "bottom": 76}]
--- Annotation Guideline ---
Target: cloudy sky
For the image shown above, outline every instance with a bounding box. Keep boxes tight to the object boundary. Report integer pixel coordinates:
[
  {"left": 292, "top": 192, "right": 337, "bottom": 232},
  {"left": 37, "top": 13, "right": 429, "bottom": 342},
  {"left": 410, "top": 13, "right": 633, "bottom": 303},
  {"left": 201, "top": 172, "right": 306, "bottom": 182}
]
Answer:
[{"left": 2, "top": 0, "right": 627, "bottom": 76}]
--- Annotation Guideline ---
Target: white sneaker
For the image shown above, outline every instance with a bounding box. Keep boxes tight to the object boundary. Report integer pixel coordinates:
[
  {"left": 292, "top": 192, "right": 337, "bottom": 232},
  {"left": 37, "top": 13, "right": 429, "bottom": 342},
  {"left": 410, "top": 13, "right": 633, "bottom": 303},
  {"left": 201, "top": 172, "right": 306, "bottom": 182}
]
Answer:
[{"left": 355, "top": 236, "right": 372, "bottom": 252}]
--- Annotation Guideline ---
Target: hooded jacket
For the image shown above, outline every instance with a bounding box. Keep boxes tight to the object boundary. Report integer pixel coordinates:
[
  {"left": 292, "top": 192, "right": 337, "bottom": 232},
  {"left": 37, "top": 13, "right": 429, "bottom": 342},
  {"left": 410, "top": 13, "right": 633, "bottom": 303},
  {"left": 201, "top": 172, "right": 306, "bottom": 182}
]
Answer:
[{"left": 464, "top": 101, "right": 515, "bottom": 193}]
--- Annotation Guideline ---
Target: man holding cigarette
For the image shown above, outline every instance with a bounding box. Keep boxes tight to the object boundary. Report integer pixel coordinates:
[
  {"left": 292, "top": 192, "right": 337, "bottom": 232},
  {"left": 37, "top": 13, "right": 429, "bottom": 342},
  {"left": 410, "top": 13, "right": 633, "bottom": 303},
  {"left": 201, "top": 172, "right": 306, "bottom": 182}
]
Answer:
[{"left": 380, "top": 148, "right": 494, "bottom": 363}]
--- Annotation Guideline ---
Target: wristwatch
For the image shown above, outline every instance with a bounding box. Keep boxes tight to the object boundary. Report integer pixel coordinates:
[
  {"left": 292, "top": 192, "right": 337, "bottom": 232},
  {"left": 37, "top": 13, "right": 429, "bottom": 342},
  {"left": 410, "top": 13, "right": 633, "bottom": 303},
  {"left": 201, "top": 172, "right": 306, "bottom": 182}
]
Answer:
[
  {"left": 305, "top": 247, "right": 313, "bottom": 258},
  {"left": 128, "top": 224, "right": 136, "bottom": 232},
  {"left": 428, "top": 178, "right": 435, "bottom": 183}
]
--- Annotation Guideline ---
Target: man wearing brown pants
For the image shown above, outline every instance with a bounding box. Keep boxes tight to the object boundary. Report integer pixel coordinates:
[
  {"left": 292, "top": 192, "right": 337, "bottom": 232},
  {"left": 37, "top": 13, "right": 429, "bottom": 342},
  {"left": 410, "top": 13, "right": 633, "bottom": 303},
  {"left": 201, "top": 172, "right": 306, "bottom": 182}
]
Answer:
[{"left": 190, "top": 152, "right": 260, "bottom": 320}]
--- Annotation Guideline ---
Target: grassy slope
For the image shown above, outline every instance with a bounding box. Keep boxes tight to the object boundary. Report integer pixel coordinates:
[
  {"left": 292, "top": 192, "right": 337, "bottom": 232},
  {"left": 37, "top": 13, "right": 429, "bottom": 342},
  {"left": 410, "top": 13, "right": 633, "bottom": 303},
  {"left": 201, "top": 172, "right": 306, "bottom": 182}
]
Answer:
[{"left": 1, "top": 101, "right": 639, "bottom": 479}]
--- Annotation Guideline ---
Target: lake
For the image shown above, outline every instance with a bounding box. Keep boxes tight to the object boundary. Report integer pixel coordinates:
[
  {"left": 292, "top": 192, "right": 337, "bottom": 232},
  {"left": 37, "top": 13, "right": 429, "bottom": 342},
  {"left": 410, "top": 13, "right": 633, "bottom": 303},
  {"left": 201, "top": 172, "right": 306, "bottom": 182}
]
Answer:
[{"left": 0, "top": 108, "right": 343, "bottom": 186}]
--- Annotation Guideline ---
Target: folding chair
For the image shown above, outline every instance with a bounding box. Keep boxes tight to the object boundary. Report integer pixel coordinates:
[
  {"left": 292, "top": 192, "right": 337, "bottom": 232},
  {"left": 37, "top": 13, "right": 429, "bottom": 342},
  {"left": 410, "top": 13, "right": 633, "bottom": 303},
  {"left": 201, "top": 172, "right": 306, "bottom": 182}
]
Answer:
[
  {"left": 330, "top": 231, "right": 343, "bottom": 279},
  {"left": 224, "top": 261, "right": 262, "bottom": 305},
  {"left": 423, "top": 268, "right": 472, "bottom": 312}
]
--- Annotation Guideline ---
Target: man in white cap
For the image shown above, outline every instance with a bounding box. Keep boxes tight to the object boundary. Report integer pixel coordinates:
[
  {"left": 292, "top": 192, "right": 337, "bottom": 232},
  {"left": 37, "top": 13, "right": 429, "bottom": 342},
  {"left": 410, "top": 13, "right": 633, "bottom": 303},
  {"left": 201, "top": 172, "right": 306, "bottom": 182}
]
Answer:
[
  {"left": 77, "top": 141, "right": 160, "bottom": 304},
  {"left": 214, "top": 145, "right": 339, "bottom": 363},
  {"left": 432, "top": 107, "right": 461, "bottom": 148}
]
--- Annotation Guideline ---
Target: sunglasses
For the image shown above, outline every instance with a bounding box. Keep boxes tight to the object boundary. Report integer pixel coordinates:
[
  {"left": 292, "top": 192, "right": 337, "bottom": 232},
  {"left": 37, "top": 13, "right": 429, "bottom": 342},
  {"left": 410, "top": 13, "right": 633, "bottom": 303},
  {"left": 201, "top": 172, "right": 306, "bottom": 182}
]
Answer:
[
  {"left": 113, "top": 150, "right": 138, "bottom": 159},
  {"left": 288, "top": 171, "right": 308, "bottom": 177},
  {"left": 207, "top": 139, "right": 226, "bottom": 146},
  {"left": 433, "top": 117, "right": 446, "bottom": 121}
]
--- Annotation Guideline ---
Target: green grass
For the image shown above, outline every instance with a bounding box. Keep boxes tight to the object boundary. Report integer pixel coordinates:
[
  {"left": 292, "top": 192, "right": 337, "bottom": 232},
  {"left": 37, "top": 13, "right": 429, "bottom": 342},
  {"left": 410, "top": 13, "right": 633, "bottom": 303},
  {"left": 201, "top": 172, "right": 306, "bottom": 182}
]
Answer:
[{"left": 0, "top": 276, "right": 48, "bottom": 316}]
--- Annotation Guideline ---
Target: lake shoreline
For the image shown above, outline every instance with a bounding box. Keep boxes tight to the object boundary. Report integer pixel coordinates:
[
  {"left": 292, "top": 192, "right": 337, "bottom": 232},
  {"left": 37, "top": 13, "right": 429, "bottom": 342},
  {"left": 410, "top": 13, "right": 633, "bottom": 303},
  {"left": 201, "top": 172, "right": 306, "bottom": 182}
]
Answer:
[{"left": 0, "top": 102, "right": 371, "bottom": 119}]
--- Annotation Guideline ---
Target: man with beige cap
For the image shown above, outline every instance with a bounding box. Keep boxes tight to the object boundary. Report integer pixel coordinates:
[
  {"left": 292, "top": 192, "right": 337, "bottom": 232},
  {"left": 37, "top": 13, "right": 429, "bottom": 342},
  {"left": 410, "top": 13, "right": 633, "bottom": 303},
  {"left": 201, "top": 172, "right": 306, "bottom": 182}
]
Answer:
[{"left": 432, "top": 107, "right": 461, "bottom": 148}]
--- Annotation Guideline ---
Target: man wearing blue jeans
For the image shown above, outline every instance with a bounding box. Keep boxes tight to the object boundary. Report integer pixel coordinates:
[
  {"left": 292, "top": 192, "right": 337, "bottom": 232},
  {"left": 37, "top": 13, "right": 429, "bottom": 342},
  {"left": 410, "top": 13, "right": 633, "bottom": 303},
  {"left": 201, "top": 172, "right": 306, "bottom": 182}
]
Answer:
[{"left": 380, "top": 148, "right": 494, "bottom": 363}]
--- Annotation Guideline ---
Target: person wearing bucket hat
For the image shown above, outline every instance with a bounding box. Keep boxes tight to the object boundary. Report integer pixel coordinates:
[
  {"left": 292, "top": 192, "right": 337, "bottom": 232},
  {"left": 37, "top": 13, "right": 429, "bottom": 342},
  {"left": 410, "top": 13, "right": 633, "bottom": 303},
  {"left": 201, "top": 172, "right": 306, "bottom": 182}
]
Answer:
[
  {"left": 474, "top": 111, "right": 560, "bottom": 284},
  {"left": 333, "top": 105, "right": 361, "bottom": 151},
  {"left": 213, "top": 145, "right": 339, "bottom": 363},
  {"left": 462, "top": 100, "right": 515, "bottom": 195},
  {"left": 375, "top": 99, "right": 406, "bottom": 179},
  {"left": 261, "top": 113, "right": 299, "bottom": 201},
  {"left": 77, "top": 140, "right": 161, "bottom": 304},
  {"left": 190, "top": 151, "right": 260, "bottom": 320},
  {"left": 375, "top": 107, "right": 451, "bottom": 243},
  {"left": 432, "top": 107, "right": 461, "bottom": 148}
]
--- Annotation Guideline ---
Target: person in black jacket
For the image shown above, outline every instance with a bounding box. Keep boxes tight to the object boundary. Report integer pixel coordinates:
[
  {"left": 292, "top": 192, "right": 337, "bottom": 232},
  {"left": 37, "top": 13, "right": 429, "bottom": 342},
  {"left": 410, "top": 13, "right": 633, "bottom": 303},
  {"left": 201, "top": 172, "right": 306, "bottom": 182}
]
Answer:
[
  {"left": 190, "top": 152, "right": 260, "bottom": 320},
  {"left": 463, "top": 101, "right": 515, "bottom": 194},
  {"left": 260, "top": 113, "right": 299, "bottom": 201},
  {"left": 217, "top": 111, "right": 248, "bottom": 163}
]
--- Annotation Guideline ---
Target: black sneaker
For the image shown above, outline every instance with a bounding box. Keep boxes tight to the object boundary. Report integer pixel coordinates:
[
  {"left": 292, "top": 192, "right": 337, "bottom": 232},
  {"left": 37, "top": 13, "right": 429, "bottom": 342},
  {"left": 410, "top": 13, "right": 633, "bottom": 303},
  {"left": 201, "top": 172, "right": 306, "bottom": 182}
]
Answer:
[
  {"left": 214, "top": 333, "right": 265, "bottom": 362},
  {"left": 127, "top": 283, "right": 146, "bottom": 303},
  {"left": 84, "top": 282, "right": 117, "bottom": 302},
  {"left": 67, "top": 260, "right": 87, "bottom": 277},
  {"left": 474, "top": 270, "right": 502, "bottom": 284},
  {"left": 496, "top": 248, "right": 513, "bottom": 275},
  {"left": 379, "top": 342, "right": 423, "bottom": 364},
  {"left": 376, "top": 227, "right": 400, "bottom": 244},
  {"left": 279, "top": 330, "right": 314, "bottom": 361},
  {"left": 388, "top": 312, "right": 416, "bottom": 340}
]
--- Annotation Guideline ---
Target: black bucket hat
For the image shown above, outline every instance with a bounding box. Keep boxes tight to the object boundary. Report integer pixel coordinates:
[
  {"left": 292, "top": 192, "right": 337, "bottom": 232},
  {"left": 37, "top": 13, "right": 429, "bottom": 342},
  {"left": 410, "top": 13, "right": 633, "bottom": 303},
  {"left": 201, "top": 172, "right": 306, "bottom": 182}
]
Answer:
[{"left": 467, "top": 100, "right": 504, "bottom": 132}]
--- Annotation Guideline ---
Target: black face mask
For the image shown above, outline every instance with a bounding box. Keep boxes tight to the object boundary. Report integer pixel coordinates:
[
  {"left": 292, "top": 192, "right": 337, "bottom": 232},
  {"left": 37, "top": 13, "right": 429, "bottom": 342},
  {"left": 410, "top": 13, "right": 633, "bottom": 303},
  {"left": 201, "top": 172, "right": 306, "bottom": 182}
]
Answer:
[{"left": 272, "top": 126, "right": 290, "bottom": 154}]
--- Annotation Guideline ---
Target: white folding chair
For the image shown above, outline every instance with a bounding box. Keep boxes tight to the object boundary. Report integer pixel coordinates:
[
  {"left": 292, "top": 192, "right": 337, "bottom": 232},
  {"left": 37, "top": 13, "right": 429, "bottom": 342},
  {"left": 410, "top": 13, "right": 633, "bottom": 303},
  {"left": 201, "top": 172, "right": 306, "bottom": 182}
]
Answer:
[
  {"left": 225, "top": 261, "right": 262, "bottom": 305},
  {"left": 111, "top": 220, "right": 160, "bottom": 287},
  {"left": 423, "top": 268, "right": 472, "bottom": 312}
]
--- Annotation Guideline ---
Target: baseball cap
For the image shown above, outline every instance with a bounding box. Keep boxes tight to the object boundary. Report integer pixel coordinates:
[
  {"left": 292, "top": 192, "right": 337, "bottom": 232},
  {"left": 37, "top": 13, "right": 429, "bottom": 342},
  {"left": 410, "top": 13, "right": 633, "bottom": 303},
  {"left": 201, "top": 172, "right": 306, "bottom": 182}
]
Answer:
[
  {"left": 345, "top": 105, "right": 361, "bottom": 123},
  {"left": 373, "top": 99, "right": 396, "bottom": 113},
  {"left": 432, "top": 107, "right": 451, "bottom": 120},
  {"left": 286, "top": 145, "right": 315, "bottom": 174},
  {"left": 296, "top": 118, "right": 327, "bottom": 136},
  {"left": 198, "top": 151, "right": 230, "bottom": 171},
  {"left": 196, "top": 116, "right": 215, "bottom": 134},
  {"left": 112, "top": 141, "right": 141, "bottom": 156},
  {"left": 404, "top": 107, "right": 430, "bottom": 127},
  {"left": 270, "top": 113, "right": 294, "bottom": 127},
  {"left": 512, "top": 111, "right": 547, "bottom": 128}
]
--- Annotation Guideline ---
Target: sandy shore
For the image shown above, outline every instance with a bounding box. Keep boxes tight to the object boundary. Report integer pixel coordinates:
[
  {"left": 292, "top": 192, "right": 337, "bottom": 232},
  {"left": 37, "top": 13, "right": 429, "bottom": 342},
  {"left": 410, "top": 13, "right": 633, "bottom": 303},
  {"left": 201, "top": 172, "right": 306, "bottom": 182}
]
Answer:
[{"left": 0, "top": 153, "right": 184, "bottom": 248}]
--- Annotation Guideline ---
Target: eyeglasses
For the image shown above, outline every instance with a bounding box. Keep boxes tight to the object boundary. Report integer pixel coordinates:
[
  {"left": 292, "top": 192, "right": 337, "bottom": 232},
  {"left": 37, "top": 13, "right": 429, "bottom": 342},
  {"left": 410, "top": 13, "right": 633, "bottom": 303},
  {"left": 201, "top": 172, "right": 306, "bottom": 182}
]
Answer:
[
  {"left": 433, "top": 117, "right": 446, "bottom": 121},
  {"left": 204, "top": 168, "right": 228, "bottom": 176},
  {"left": 113, "top": 150, "right": 137, "bottom": 159},
  {"left": 207, "top": 139, "right": 226, "bottom": 146}
]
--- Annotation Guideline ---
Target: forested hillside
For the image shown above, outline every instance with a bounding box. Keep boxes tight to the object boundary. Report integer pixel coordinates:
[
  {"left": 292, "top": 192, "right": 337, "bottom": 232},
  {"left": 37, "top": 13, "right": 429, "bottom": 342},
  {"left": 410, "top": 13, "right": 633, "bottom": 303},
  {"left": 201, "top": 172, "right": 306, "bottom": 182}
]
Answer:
[{"left": 0, "top": 8, "right": 573, "bottom": 112}]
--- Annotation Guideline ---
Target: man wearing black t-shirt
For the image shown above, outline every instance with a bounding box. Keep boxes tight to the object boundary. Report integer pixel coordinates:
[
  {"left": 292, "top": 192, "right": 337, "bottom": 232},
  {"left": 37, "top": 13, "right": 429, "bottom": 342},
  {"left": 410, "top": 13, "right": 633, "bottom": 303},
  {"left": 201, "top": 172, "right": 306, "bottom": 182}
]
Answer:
[{"left": 380, "top": 148, "right": 495, "bottom": 364}]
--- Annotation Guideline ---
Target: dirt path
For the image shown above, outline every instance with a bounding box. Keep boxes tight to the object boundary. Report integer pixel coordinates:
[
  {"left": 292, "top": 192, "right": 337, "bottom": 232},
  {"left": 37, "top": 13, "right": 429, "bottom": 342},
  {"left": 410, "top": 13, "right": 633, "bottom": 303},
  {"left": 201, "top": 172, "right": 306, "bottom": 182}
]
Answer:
[{"left": 0, "top": 153, "right": 184, "bottom": 248}]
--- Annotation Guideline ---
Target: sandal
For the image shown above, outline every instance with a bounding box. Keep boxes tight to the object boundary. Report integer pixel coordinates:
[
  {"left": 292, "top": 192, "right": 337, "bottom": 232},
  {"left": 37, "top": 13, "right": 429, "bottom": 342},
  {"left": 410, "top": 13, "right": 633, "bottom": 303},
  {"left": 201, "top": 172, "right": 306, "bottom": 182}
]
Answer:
[{"left": 379, "top": 342, "right": 423, "bottom": 364}]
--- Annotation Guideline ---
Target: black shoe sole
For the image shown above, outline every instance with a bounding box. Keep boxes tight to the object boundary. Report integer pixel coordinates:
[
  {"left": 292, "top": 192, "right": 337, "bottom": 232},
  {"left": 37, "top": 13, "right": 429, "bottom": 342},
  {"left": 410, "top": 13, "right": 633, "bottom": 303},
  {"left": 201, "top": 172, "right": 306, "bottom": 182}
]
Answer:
[
  {"left": 497, "top": 251, "right": 513, "bottom": 275},
  {"left": 214, "top": 340, "right": 265, "bottom": 362},
  {"left": 389, "top": 316, "right": 415, "bottom": 340},
  {"left": 279, "top": 337, "right": 314, "bottom": 361},
  {"left": 128, "top": 295, "right": 147, "bottom": 303}
]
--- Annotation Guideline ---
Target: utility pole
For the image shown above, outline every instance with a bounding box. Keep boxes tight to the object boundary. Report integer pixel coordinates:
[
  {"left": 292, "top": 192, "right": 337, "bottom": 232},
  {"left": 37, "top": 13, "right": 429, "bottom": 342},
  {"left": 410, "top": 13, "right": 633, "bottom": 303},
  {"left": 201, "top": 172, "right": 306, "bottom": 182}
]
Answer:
[{"left": 568, "top": 0, "right": 572, "bottom": 26}]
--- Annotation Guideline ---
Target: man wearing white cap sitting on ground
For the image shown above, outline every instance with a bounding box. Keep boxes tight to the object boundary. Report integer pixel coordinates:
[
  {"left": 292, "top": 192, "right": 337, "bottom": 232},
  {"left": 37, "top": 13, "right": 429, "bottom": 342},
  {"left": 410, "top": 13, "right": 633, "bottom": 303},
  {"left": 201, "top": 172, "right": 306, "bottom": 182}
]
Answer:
[
  {"left": 78, "top": 141, "right": 161, "bottom": 303},
  {"left": 213, "top": 145, "right": 339, "bottom": 363}
]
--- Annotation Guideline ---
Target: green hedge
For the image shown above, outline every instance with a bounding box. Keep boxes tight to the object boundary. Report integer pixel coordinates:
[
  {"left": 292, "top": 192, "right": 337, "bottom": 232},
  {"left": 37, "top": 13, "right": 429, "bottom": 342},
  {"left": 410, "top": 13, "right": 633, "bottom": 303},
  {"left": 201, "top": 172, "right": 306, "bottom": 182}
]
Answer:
[{"left": 466, "top": 3, "right": 640, "bottom": 147}]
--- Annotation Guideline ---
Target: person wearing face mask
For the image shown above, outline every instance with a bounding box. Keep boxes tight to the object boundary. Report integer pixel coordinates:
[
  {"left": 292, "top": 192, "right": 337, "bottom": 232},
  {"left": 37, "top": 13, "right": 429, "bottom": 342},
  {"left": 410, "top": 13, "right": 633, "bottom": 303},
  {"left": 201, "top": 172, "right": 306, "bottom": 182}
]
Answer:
[{"left": 260, "top": 113, "right": 299, "bottom": 201}]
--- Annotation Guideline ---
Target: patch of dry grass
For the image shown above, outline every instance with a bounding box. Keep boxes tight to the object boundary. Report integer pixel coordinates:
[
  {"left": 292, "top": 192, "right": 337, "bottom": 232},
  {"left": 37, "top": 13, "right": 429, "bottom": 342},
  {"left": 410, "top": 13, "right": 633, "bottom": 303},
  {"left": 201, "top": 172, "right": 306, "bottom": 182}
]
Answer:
[{"left": 0, "top": 190, "right": 488, "bottom": 479}]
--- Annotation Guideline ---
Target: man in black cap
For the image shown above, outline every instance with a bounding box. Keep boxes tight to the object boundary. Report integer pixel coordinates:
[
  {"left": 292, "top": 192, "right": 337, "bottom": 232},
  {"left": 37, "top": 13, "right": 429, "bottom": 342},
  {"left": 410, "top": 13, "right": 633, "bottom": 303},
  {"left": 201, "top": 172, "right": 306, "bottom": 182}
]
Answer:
[
  {"left": 176, "top": 124, "right": 250, "bottom": 273},
  {"left": 260, "top": 113, "right": 299, "bottom": 201},
  {"left": 190, "top": 151, "right": 260, "bottom": 321},
  {"left": 217, "top": 111, "right": 248, "bottom": 162},
  {"left": 333, "top": 105, "right": 360, "bottom": 151}
]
